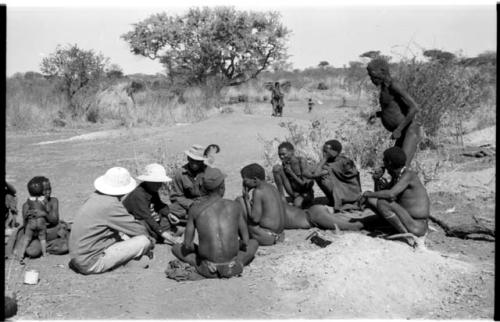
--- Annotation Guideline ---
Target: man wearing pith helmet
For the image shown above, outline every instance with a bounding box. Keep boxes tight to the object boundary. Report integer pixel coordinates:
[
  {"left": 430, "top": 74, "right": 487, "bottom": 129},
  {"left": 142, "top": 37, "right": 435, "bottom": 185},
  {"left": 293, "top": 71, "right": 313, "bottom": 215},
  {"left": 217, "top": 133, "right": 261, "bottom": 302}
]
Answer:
[
  {"left": 123, "top": 163, "right": 182, "bottom": 245},
  {"left": 69, "top": 167, "right": 154, "bottom": 275}
]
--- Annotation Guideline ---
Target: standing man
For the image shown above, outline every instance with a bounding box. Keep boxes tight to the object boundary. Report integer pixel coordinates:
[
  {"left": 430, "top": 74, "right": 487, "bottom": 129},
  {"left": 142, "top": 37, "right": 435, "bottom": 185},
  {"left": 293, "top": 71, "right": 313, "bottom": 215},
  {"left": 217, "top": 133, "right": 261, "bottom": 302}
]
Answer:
[
  {"left": 123, "top": 163, "right": 181, "bottom": 245},
  {"left": 271, "top": 82, "right": 284, "bottom": 117},
  {"left": 367, "top": 58, "right": 422, "bottom": 167},
  {"left": 171, "top": 168, "right": 258, "bottom": 279},
  {"left": 272, "top": 142, "right": 314, "bottom": 208},
  {"left": 69, "top": 167, "right": 154, "bottom": 275},
  {"left": 169, "top": 145, "right": 211, "bottom": 226}
]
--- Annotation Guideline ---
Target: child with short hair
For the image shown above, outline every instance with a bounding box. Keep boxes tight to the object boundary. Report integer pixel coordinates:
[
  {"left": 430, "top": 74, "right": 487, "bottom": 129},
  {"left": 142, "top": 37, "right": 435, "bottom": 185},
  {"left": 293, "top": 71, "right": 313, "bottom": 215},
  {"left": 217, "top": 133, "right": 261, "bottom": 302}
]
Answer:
[{"left": 19, "top": 177, "right": 49, "bottom": 261}]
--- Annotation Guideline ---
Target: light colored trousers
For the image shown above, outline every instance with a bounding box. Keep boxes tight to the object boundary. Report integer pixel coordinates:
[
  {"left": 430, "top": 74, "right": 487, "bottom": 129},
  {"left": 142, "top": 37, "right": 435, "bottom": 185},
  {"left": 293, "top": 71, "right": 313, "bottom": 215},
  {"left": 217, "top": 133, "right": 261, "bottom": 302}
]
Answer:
[{"left": 87, "top": 235, "right": 151, "bottom": 274}]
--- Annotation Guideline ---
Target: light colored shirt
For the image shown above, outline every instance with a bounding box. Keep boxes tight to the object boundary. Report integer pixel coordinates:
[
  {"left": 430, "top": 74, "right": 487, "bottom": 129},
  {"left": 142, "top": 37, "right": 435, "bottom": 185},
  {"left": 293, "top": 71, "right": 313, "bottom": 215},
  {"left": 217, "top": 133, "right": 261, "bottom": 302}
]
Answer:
[{"left": 69, "top": 192, "right": 148, "bottom": 271}]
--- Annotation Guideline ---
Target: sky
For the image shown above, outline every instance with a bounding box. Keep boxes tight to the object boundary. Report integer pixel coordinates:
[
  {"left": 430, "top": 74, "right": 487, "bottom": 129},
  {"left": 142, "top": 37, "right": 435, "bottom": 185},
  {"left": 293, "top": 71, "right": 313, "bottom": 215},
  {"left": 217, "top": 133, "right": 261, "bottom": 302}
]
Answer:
[{"left": 5, "top": 1, "right": 497, "bottom": 76}]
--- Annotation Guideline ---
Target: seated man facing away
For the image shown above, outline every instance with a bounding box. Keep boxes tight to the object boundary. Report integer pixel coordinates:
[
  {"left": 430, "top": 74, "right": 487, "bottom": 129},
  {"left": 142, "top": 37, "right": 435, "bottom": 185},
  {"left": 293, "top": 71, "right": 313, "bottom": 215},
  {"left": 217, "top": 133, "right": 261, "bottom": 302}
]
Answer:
[
  {"left": 361, "top": 146, "right": 430, "bottom": 239},
  {"left": 168, "top": 144, "right": 211, "bottom": 226},
  {"left": 272, "top": 142, "right": 314, "bottom": 209},
  {"left": 171, "top": 168, "right": 258, "bottom": 279},
  {"left": 123, "top": 163, "right": 181, "bottom": 245},
  {"left": 236, "top": 163, "right": 286, "bottom": 246},
  {"left": 305, "top": 139, "right": 361, "bottom": 212},
  {"left": 69, "top": 167, "right": 154, "bottom": 275}
]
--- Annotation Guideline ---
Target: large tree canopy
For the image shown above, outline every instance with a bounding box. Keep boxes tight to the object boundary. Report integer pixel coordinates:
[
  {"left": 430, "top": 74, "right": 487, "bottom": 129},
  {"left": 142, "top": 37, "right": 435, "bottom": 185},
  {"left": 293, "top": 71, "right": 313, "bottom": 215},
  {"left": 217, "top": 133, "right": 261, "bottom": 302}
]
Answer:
[
  {"left": 122, "top": 7, "right": 290, "bottom": 87},
  {"left": 40, "top": 44, "right": 108, "bottom": 115}
]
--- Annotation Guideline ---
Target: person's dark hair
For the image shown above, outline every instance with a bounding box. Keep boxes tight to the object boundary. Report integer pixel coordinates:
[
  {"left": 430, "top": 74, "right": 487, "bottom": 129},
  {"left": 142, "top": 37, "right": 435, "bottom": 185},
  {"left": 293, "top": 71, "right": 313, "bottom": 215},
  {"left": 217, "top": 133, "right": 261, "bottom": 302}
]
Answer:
[
  {"left": 241, "top": 163, "right": 266, "bottom": 181},
  {"left": 367, "top": 58, "right": 390, "bottom": 76},
  {"left": 278, "top": 141, "right": 294, "bottom": 151},
  {"left": 27, "top": 176, "right": 45, "bottom": 197},
  {"left": 383, "top": 147, "right": 407, "bottom": 169},
  {"left": 325, "top": 140, "right": 342, "bottom": 153},
  {"left": 203, "top": 144, "right": 220, "bottom": 157}
]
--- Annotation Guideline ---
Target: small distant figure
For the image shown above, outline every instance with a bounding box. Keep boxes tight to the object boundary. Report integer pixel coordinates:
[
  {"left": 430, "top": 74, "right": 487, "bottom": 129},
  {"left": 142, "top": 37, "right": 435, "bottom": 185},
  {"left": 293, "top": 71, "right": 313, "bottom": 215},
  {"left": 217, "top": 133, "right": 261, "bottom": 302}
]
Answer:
[
  {"left": 361, "top": 147, "right": 430, "bottom": 246},
  {"left": 264, "top": 81, "right": 291, "bottom": 117},
  {"left": 367, "top": 58, "right": 422, "bottom": 167},
  {"left": 307, "top": 98, "right": 314, "bottom": 113},
  {"left": 236, "top": 163, "right": 286, "bottom": 246},
  {"left": 19, "top": 177, "right": 49, "bottom": 262},
  {"left": 203, "top": 144, "right": 220, "bottom": 167}
]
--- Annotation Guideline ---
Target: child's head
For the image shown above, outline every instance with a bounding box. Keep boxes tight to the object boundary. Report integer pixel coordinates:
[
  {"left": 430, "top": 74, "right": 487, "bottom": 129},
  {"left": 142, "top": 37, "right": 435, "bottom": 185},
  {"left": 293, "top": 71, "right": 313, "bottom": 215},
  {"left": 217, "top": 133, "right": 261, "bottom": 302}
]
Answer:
[
  {"left": 27, "top": 176, "right": 45, "bottom": 197},
  {"left": 241, "top": 163, "right": 265, "bottom": 189},
  {"left": 383, "top": 147, "right": 407, "bottom": 170},
  {"left": 41, "top": 177, "right": 51, "bottom": 198},
  {"left": 277, "top": 142, "right": 295, "bottom": 163}
]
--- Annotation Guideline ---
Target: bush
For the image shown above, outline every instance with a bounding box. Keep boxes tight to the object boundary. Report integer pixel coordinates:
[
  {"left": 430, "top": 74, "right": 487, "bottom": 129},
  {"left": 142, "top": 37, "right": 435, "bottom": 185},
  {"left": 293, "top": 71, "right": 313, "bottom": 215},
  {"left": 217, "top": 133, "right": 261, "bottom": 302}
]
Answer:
[
  {"left": 392, "top": 57, "right": 487, "bottom": 141},
  {"left": 317, "top": 82, "right": 328, "bottom": 90}
]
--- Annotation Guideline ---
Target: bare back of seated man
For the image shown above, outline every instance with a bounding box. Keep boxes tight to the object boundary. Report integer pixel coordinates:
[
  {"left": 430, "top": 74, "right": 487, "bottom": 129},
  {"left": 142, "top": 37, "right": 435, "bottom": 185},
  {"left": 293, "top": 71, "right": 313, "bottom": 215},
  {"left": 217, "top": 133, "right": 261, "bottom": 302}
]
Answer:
[
  {"left": 361, "top": 146, "right": 429, "bottom": 237},
  {"left": 172, "top": 168, "right": 258, "bottom": 279},
  {"left": 367, "top": 58, "right": 422, "bottom": 166},
  {"left": 236, "top": 163, "right": 285, "bottom": 246}
]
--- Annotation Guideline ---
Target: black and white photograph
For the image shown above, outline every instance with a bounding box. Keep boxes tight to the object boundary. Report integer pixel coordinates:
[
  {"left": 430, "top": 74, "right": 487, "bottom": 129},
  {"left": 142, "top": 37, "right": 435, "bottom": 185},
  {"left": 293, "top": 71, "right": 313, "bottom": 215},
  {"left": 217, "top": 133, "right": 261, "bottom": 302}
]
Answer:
[{"left": 4, "top": 0, "right": 496, "bottom": 319}]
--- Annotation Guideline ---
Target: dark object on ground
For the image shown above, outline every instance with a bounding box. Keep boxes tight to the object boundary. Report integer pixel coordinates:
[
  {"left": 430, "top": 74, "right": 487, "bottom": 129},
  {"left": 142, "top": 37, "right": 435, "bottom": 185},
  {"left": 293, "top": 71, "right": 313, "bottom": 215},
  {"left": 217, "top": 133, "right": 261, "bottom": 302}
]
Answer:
[
  {"left": 430, "top": 213, "right": 495, "bottom": 241},
  {"left": 306, "top": 231, "right": 332, "bottom": 248},
  {"left": 461, "top": 145, "right": 496, "bottom": 158},
  {"left": 165, "top": 259, "right": 204, "bottom": 282},
  {"left": 4, "top": 295, "right": 18, "bottom": 319}
]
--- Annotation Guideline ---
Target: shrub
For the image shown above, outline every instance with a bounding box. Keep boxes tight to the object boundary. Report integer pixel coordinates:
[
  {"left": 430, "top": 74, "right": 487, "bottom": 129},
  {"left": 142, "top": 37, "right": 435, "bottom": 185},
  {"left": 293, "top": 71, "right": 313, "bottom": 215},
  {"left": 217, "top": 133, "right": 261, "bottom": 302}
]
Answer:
[{"left": 317, "top": 82, "right": 328, "bottom": 90}]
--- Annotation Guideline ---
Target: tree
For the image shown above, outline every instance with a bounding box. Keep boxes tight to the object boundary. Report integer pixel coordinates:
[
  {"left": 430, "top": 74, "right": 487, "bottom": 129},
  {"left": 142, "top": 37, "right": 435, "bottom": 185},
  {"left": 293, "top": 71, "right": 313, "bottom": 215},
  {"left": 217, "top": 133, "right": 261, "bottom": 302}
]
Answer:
[
  {"left": 121, "top": 6, "right": 290, "bottom": 91},
  {"left": 359, "top": 50, "right": 380, "bottom": 59},
  {"left": 423, "top": 49, "right": 456, "bottom": 64},
  {"left": 106, "top": 64, "right": 124, "bottom": 79},
  {"left": 40, "top": 44, "right": 108, "bottom": 116},
  {"left": 318, "top": 61, "right": 330, "bottom": 68}
]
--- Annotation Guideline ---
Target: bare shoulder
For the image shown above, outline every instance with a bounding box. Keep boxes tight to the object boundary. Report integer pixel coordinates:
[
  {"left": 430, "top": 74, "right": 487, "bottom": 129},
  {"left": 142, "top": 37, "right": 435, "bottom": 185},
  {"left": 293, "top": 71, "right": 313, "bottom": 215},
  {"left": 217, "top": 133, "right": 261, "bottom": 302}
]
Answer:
[{"left": 389, "top": 80, "right": 406, "bottom": 94}]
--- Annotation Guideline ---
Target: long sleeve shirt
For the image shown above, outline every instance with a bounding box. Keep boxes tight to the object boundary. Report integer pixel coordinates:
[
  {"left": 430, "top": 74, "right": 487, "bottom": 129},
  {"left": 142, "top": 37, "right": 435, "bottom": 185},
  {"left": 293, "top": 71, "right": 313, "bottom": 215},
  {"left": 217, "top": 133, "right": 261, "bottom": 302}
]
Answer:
[
  {"left": 169, "top": 164, "right": 210, "bottom": 212},
  {"left": 122, "top": 183, "right": 169, "bottom": 238},
  {"left": 69, "top": 192, "right": 148, "bottom": 271}
]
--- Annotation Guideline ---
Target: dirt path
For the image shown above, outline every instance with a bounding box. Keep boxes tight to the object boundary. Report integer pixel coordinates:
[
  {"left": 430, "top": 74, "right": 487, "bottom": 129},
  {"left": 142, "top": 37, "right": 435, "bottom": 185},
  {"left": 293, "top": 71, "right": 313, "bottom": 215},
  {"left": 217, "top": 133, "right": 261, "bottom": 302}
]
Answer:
[{"left": 5, "top": 100, "right": 494, "bottom": 319}]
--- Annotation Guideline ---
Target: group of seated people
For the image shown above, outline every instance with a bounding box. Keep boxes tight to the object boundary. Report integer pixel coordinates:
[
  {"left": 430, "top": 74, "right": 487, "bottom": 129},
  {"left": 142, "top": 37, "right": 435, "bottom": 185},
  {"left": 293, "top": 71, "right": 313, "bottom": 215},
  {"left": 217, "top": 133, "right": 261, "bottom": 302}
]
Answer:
[{"left": 61, "top": 138, "right": 428, "bottom": 279}]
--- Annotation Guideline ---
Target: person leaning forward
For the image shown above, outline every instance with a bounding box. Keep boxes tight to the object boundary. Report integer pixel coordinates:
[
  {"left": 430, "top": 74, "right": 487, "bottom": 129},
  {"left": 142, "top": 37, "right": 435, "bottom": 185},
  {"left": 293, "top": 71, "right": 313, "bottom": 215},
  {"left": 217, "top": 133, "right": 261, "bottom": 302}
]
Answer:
[
  {"left": 123, "top": 163, "right": 182, "bottom": 245},
  {"left": 168, "top": 145, "right": 212, "bottom": 224},
  {"left": 68, "top": 167, "right": 154, "bottom": 275},
  {"left": 171, "top": 167, "right": 258, "bottom": 279}
]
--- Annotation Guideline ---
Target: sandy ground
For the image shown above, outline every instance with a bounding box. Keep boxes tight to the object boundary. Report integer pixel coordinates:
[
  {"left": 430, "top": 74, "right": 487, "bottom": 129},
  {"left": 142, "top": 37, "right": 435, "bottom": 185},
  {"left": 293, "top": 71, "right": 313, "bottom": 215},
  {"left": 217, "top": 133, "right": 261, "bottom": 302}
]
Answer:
[{"left": 5, "top": 100, "right": 495, "bottom": 319}]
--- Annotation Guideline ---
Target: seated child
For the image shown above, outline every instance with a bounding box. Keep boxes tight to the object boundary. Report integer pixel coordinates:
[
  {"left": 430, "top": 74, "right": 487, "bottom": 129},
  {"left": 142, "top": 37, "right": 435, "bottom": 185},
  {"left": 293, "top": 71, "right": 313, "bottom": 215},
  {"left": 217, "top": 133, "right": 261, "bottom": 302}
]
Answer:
[{"left": 19, "top": 177, "right": 49, "bottom": 261}]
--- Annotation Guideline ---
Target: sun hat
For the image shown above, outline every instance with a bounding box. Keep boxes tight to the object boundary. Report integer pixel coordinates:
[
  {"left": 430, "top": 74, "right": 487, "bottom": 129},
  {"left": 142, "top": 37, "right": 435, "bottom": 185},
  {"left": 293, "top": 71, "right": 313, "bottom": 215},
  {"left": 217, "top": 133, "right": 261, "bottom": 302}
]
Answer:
[
  {"left": 94, "top": 167, "right": 137, "bottom": 196},
  {"left": 202, "top": 167, "right": 227, "bottom": 191},
  {"left": 184, "top": 144, "right": 207, "bottom": 161},
  {"left": 137, "top": 163, "right": 172, "bottom": 182}
]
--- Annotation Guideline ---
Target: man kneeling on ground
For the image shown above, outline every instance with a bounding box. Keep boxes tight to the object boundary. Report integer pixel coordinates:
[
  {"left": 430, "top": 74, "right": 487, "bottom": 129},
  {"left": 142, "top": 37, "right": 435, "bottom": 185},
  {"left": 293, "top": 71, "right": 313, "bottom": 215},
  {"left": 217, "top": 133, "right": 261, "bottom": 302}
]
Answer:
[
  {"left": 236, "top": 163, "right": 286, "bottom": 246},
  {"left": 361, "top": 146, "right": 429, "bottom": 238},
  {"left": 69, "top": 167, "right": 154, "bottom": 275},
  {"left": 171, "top": 168, "right": 258, "bottom": 279}
]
